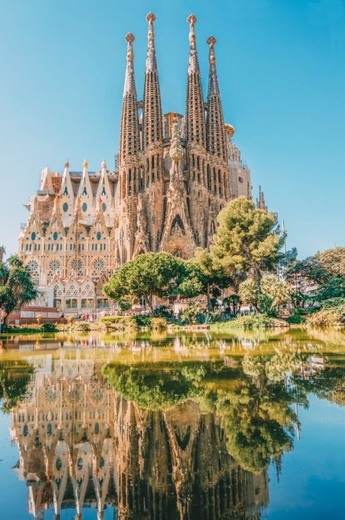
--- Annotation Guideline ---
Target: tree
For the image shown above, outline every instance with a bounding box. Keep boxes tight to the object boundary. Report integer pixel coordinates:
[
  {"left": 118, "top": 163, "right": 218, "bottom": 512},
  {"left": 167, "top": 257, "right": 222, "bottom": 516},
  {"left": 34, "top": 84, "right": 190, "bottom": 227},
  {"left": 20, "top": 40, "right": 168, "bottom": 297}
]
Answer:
[
  {"left": 286, "top": 248, "right": 345, "bottom": 304},
  {"left": 318, "top": 247, "right": 345, "bottom": 279},
  {"left": 0, "top": 255, "right": 37, "bottom": 327},
  {"left": 103, "top": 252, "right": 183, "bottom": 312},
  {"left": 192, "top": 248, "right": 233, "bottom": 309},
  {"left": 238, "top": 278, "right": 259, "bottom": 309},
  {"left": 211, "top": 197, "right": 284, "bottom": 289},
  {"left": 239, "top": 274, "right": 291, "bottom": 316},
  {"left": 260, "top": 274, "right": 291, "bottom": 311},
  {"left": 0, "top": 360, "right": 33, "bottom": 413}
]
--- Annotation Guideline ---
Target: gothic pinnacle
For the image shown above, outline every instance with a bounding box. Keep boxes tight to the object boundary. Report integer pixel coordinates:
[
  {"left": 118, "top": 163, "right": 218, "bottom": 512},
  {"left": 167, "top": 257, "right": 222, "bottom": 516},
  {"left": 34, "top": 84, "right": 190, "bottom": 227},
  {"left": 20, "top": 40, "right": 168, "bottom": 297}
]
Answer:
[
  {"left": 145, "top": 12, "right": 157, "bottom": 72},
  {"left": 123, "top": 33, "right": 137, "bottom": 96},
  {"left": 187, "top": 14, "right": 197, "bottom": 46},
  {"left": 187, "top": 14, "right": 200, "bottom": 74},
  {"left": 143, "top": 11, "right": 163, "bottom": 146},
  {"left": 207, "top": 36, "right": 216, "bottom": 63},
  {"left": 207, "top": 35, "right": 220, "bottom": 97}
]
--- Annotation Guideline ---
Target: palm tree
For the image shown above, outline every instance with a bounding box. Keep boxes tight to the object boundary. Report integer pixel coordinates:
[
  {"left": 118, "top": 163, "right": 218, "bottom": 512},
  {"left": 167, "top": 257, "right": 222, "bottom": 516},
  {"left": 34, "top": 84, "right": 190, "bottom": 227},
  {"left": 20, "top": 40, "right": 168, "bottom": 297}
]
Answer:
[
  {"left": 0, "top": 255, "right": 37, "bottom": 328},
  {"left": 0, "top": 246, "right": 5, "bottom": 264}
]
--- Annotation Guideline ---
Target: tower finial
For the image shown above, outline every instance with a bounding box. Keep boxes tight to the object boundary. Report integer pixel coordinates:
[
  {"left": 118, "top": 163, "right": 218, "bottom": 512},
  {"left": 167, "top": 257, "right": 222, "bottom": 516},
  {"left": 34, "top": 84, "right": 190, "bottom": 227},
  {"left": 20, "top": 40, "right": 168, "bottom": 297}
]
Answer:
[
  {"left": 123, "top": 33, "right": 137, "bottom": 97},
  {"left": 186, "top": 14, "right": 200, "bottom": 74},
  {"left": 145, "top": 12, "right": 157, "bottom": 72},
  {"left": 187, "top": 14, "right": 197, "bottom": 50},
  {"left": 207, "top": 35, "right": 219, "bottom": 96},
  {"left": 207, "top": 36, "right": 217, "bottom": 63},
  {"left": 125, "top": 33, "right": 135, "bottom": 60}
]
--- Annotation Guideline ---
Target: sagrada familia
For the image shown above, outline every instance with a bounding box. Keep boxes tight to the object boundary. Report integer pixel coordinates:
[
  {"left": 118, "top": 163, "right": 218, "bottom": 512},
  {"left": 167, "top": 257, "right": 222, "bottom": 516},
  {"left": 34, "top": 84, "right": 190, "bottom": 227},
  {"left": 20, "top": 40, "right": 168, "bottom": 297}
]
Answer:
[{"left": 18, "top": 14, "right": 265, "bottom": 314}]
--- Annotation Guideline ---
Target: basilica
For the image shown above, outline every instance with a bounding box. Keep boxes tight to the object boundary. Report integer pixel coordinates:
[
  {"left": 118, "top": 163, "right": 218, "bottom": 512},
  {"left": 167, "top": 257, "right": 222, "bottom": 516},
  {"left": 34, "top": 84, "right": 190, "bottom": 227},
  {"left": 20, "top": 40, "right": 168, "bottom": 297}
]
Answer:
[{"left": 18, "top": 14, "right": 263, "bottom": 314}]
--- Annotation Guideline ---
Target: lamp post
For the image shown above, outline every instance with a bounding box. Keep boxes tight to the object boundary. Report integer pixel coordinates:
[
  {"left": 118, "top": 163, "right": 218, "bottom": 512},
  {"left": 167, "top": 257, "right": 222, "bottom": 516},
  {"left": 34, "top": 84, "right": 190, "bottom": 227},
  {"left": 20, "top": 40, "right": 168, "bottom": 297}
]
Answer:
[
  {"left": 0, "top": 306, "right": 4, "bottom": 334},
  {"left": 92, "top": 276, "right": 98, "bottom": 321}
]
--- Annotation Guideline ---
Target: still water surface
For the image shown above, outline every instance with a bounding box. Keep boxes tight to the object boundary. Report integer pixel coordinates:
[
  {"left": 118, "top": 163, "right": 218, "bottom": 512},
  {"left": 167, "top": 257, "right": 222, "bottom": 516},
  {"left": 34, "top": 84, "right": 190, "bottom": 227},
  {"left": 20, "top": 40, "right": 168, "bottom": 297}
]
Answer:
[{"left": 1, "top": 329, "right": 345, "bottom": 519}]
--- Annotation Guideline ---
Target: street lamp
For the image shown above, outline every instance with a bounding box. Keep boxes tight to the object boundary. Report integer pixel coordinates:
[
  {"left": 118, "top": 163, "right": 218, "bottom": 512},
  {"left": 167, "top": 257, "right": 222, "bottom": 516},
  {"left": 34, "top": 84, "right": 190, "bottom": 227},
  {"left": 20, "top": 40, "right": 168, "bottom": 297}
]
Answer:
[
  {"left": 91, "top": 276, "right": 98, "bottom": 319},
  {"left": 0, "top": 306, "right": 4, "bottom": 334}
]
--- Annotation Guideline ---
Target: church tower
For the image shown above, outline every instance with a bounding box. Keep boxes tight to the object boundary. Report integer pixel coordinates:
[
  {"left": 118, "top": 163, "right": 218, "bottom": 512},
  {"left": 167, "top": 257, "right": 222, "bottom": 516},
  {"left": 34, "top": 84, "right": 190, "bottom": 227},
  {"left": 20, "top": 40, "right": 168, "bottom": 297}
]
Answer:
[
  {"left": 118, "top": 33, "right": 141, "bottom": 263},
  {"left": 141, "top": 12, "right": 165, "bottom": 253}
]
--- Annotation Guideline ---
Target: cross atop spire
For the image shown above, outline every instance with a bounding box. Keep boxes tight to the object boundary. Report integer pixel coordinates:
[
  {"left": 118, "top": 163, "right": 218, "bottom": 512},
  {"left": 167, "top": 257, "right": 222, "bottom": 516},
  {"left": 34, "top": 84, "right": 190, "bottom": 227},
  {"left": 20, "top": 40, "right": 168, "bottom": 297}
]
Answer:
[
  {"left": 123, "top": 33, "right": 137, "bottom": 97},
  {"left": 145, "top": 12, "right": 157, "bottom": 72}
]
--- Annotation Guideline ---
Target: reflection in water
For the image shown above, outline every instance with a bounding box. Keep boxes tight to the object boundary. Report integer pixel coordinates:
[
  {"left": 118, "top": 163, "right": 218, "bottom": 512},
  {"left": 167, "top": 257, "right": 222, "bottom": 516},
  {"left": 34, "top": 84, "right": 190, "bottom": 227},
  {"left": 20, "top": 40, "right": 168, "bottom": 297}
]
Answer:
[{"left": 9, "top": 351, "right": 270, "bottom": 520}]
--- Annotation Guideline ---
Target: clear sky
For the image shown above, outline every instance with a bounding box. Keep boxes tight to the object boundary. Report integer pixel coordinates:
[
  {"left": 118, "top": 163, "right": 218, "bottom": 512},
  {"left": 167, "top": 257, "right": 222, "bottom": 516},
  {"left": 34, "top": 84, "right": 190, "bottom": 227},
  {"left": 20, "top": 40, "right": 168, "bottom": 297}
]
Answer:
[{"left": 1, "top": 0, "right": 344, "bottom": 259}]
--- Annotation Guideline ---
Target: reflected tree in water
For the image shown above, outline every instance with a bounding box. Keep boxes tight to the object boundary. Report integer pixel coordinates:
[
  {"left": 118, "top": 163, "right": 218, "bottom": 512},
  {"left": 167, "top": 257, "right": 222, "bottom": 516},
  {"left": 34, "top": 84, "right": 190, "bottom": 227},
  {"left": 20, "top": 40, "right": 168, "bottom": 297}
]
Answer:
[{"left": 0, "top": 360, "right": 33, "bottom": 413}]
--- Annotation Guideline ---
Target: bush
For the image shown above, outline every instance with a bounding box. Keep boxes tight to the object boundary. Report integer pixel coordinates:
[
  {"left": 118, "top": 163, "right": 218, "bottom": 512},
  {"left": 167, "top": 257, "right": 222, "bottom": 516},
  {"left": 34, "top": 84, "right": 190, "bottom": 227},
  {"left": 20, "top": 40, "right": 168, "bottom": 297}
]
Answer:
[
  {"left": 151, "top": 317, "right": 167, "bottom": 330},
  {"left": 134, "top": 314, "right": 152, "bottom": 327},
  {"left": 320, "top": 297, "right": 345, "bottom": 309},
  {"left": 99, "top": 315, "right": 138, "bottom": 331},
  {"left": 40, "top": 322, "right": 57, "bottom": 333},
  {"left": 153, "top": 305, "right": 174, "bottom": 321},
  {"left": 211, "top": 313, "right": 288, "bottom": 331},
  {"left": 72, "top": 321, "right": 90, "bottom": 332},
  {"left": 306, "top": 304, "right": 345, "bottom": 328},
  {"left": 287, "top": 312, "right": 305, "bottom": 324},
  {"left": 181, "top": 303, "right": 206, "bottom": 325}
]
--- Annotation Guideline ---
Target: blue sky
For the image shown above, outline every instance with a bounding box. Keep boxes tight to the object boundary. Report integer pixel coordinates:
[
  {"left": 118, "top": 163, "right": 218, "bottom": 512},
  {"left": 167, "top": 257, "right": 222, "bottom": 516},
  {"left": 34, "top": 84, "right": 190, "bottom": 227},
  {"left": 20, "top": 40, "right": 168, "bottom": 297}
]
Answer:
[{"left": 1, "top": 0, "right": 344, "bottom": 259}]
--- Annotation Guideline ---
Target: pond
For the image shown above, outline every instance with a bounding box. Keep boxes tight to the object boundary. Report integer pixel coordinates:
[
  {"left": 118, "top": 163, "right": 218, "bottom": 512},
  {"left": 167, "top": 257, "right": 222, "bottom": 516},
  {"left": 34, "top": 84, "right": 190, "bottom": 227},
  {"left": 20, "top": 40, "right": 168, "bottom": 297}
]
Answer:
[{"left": 1, "top": 329, "right": 345, "bottom": 519}]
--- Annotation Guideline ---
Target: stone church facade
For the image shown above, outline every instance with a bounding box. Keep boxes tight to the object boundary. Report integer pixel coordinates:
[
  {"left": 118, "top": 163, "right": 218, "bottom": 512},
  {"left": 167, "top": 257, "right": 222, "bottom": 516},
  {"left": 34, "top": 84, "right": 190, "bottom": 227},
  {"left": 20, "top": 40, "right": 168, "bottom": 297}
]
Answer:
[{"left": 18, "top": 14, "right": 261, "bottom": 314}]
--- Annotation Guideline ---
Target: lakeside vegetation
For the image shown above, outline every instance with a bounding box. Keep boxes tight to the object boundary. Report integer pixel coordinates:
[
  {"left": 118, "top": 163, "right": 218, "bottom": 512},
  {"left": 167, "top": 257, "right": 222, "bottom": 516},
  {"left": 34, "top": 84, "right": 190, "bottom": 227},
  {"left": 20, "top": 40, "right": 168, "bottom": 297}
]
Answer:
[{"left": 1, "top": 197, "right": 345, "bottom": 334}]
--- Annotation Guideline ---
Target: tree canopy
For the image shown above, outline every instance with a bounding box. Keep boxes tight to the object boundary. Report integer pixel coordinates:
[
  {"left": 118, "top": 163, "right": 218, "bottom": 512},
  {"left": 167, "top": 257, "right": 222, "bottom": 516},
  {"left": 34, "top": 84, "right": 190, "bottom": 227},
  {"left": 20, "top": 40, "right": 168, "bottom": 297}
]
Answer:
[
  {"left": 103, "top": 252, "right": 183, "bottom": 311},
  {"left": 211, "top": 197, "right": 284, "bottom": 288},
  {"left": 0, "top": 254, "right": 37, "bottom": 326}
]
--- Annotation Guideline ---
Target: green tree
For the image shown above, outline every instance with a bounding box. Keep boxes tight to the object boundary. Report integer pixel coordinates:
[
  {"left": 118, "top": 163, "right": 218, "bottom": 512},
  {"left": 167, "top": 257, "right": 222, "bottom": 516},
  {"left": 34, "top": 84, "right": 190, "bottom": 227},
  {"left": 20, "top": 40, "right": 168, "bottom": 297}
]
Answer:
[
  {"left": 0, "top": 255, "right": 37, "bottom": 328},
  {"left": 103, "top": 252, "right": 183, "bottom": 312},
  {"left": 211, "top": 197, "right": 284, "bottom": 290},
  {"left": 260, "top": 274, "right": 291, "bottom": 312},
  {"left": 318, "top": 247, "right": 345, "bottom": 279},
  {"left": 0, "top": 360, "right": 33, "bottom": 413},
  {"left": 286, "top": 249, "right": 345, "bottom": 304},
  {"left": 238, "top": 278, "right": 259, "bottom": 309},
  {"left": 192, "top": 248, "right": 233, "bottom": 309}
]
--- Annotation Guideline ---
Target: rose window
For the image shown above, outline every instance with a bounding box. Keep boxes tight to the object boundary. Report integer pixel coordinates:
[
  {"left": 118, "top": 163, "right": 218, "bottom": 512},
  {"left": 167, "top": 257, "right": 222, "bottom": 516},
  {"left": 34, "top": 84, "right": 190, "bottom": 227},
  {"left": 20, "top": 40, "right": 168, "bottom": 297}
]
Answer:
[
  {"left": 93, "top": 259, "right": 105, "bottom": 271},
  {"left": 26, "top": 260, "right": 39, "bottom": 285},
  {"left": 49, "top": 259, "right": 61, "bottom": 271}
]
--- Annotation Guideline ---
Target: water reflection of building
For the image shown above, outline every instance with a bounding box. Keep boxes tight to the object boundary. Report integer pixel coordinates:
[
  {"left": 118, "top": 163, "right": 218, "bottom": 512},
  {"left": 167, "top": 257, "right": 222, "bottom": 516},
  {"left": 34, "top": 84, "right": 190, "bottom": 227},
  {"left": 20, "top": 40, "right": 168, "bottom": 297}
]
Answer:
[{"left": 10, "top": 352, "right": 268, "bottom": 519}]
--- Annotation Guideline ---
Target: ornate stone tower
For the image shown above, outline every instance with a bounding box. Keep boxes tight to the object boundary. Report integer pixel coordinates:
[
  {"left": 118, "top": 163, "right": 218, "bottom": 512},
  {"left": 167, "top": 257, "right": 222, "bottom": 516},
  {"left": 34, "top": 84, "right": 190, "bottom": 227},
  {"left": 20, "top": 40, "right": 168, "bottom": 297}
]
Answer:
[{"left": 18, "top": 13, "right": 257, "bottom": 314}]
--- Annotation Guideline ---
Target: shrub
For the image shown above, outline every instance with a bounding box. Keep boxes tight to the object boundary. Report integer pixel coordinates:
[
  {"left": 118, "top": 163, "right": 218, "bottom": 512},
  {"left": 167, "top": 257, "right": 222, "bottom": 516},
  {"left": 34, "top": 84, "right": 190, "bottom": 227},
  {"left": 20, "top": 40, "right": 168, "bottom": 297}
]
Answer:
[
  {"left": 134, "top": 314, "right": 151, "bottom": 327},
  {"left": 151, "top": 317, "right": 167, "bottom": 330},
  {"left": 211, "top": 313, "right": 287, "bottom": 331},
  {"left": 181, "top": 303, "right": 206, "bottom": 325},
  {"left": 72, "top": 321, "right": 90, "bottom": 332},
  {"left": 320, "top": 297, "right": 345, "bottom": 309},
  {"left": 153, "top": 305, "right": 174, "bottom": 321},
  {"left": 287, "top": 312, "right": 305, "bottom": 324},
  {"left": 40, "top": 323, "right": 57, "bottom": 333},
  {"left": 306, "top": 304, "right": 345, "bottom": 328},
  {"left": 99, "top": 315, "right": 138, "bottom": 331}
]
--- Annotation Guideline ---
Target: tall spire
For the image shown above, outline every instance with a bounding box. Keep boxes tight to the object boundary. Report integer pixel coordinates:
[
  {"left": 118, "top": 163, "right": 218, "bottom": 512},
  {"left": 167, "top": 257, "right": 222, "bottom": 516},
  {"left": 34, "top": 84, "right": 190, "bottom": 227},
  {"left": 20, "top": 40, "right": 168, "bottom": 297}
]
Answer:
[
  {"left": 142, "top": 12, "right": 163, "bottom": 148},
  {"left": 119, "top": 33, "right": 140, "bottom": 164},
  {"left": 186, "top": 15, "right": 206, "bottom": 147},
  {"left": 146, "top": 11, "right": 157, "bottom": 72},
  {"left": 206, "top": 36, "right": 227, "bottom": 160}
]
